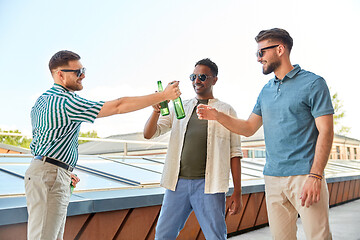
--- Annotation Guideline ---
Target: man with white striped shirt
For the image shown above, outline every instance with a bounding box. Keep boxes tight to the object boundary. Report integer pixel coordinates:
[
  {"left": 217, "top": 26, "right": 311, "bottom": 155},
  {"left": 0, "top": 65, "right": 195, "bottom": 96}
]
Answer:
[{"left": 25, "top": 50, "right": 181, "bottom": 240}]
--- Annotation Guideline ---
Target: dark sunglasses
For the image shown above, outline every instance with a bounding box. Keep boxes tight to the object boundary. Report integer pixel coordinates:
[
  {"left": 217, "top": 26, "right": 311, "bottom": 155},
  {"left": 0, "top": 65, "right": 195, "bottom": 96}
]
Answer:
[
  {"left": 60, "top": 68, "right": 86, "bottom": 78},
  {"left": 189, "top": 74, "right": 214, "bottom": 82},
  {"left": 256, "top": 45, "right": 279, "bottom": 58}
]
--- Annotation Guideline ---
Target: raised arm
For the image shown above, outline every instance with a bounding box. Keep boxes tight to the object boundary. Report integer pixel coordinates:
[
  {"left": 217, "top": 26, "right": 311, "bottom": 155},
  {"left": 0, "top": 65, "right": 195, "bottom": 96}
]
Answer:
[
  {"left": 97, "top": 81, "right": 180, "bottom": 118},
  {"left": 301, "top": 114, "right": 334, "bottom": 207},
  {"left": 143, "top": 103, "right": 162, "bottom": 139},
  {"left": 196, "top": 104, "right": 262, "bottom": 137}
]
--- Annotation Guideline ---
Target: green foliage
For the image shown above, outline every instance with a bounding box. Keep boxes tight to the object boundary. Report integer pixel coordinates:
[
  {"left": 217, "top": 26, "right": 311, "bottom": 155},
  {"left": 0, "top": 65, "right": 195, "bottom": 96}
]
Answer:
[
  {"left": 78, "top": 130, "right": 99, "bottom": 144},
  {"left": 0, "top": 129, "right": 100, "bottom": 148},
  {"left": 0, "top": 128, "right": 32, "bottom": 149},
  {"left": 331, "top": 91, "right": 350, "bottom": 135}
]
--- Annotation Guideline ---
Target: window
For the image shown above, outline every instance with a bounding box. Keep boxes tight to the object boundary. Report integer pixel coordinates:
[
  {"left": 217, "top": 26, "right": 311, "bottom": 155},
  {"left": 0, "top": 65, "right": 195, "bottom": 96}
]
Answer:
[
  {"left": 347, "top": 147, "right": 351, "bottom": 159},
  {"left": 336, "top": 146, "right": 341, "bottom": 159},
  {"left": 354, "top": 148, "right": 357, "bottom": 159}
]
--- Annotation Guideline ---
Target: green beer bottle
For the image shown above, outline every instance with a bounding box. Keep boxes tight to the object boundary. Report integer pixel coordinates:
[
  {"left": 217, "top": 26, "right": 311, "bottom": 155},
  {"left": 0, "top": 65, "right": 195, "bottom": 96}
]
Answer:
[
  {"left": 70, "top": 183, "right": 75, "bottom": 194},
  {"left": 173, "top": 96, "right": 185, "bottom": 119},
  {"left": 157, "top": 81, "right": 170, "bottom": 116}
]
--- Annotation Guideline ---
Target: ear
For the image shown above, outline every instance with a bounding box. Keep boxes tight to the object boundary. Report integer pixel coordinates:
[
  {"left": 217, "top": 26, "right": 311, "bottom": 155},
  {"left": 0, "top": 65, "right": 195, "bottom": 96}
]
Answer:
[
  {"left": 278, "top": 44, "right": 286, "bottom": 57},
  {"left": 56, "top": 69, "right": 64, "bottom": 80},
  {"left": 212, "top": 76, "right": 218, "bottom": 85},
  {"left": 53, "top": 69, "right": 64, "bottom": 84}
]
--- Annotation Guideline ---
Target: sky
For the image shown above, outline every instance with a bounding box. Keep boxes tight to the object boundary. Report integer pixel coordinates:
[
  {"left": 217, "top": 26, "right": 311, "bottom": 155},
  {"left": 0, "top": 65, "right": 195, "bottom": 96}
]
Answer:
[{"left": 1, "top": 0, "right": 360, "bottom": 140}]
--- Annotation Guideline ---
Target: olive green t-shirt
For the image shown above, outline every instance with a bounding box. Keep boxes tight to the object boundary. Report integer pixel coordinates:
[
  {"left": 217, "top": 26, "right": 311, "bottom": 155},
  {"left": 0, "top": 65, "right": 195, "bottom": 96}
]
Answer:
[{"left": 179, "top": 99, "right": 208, "bottom": 179}]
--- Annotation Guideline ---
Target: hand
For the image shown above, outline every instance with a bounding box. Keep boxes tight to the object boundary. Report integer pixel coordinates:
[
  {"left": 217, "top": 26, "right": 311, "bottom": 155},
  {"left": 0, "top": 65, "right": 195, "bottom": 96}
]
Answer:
[
  {"left": 71, "top": 173, "right": 80, "bottom": 188},
  {"left": 152, "top": 103, "right": 161, "bottom": 114},
  {"left": 196, "top": 104, "right": 218, "bottom": 120},
  {"left": 228, "top": 191, "right": 243, "bottom": 215},
  {"left": 151, "top": 91, "right": 161, "bottom": 114},
  {"left": 300, "top": 176, "right": 322, "bottom": 207},
  {"left": 163, "top": 81, "right": 181, "bottom": 100}
]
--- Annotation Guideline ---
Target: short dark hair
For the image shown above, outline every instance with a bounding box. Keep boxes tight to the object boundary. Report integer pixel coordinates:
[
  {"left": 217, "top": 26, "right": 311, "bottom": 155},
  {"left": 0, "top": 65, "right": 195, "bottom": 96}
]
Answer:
[
  {"left": 255, "top": 28, "right": 293, "bottom": 53},
  {"left": 49, "top": 50, "right": 81, "bottom": 72},
  {"left": 195, "top": 58, "right": 218, "bottom": 76}
]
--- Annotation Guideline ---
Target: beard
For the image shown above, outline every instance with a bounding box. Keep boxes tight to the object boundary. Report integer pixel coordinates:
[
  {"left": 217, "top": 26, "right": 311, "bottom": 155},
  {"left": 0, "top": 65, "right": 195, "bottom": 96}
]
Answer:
[
  {"left": 66, "top": 79, "right": 83, "bottom": 91},
  {"left": 263, "top": 60, "right": 281, "bottom": 75}
]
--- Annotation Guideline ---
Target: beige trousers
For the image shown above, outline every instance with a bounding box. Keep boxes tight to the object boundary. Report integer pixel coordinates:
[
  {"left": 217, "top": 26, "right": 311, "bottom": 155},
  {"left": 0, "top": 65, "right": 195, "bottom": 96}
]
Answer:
[
  {"left": 264, "top": 175, "right": 332, "bottom": 240},
  {"left": 25, "top": 159, "right": 71, "bottom": 240}
]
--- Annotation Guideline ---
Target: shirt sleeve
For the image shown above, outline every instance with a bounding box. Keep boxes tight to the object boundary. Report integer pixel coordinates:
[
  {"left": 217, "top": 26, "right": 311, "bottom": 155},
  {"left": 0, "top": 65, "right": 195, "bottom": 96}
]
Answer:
[
  {"left": 151, "top": 111, "right": 173, "bottom": 139},
  {"left": 252, "top": 91, "right": 262, "bottom": 116},
  {"left": 309, "top": 77, "right": 334, "bottom": 119},
  {"left": 65, "top": 93, "right": 105, "bottom": 123},
  {"left": 229, "top": 106, "right": 243, "bottom": 159}
]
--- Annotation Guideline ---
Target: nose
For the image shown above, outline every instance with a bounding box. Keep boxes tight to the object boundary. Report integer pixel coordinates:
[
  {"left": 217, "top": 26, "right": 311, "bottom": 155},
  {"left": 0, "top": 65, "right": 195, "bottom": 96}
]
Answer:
[
  {"left": 195, "top": 75, "right": 202, "bottom": 84},
  {"left": 257, "top": 55, "right": 262, "bottom": 62}
]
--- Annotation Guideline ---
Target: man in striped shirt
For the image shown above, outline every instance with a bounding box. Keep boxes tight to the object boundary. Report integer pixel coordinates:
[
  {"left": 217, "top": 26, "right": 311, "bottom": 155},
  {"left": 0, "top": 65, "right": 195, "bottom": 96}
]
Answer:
[{"left": 25, "top": 50, "right": 180, "bottom": 240}]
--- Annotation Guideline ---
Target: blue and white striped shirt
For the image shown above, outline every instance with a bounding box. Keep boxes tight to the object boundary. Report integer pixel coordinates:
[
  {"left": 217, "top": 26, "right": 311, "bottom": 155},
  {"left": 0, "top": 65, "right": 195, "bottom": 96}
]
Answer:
[{"left": 30, "top": 83, "right": 104, "bottom": 167}]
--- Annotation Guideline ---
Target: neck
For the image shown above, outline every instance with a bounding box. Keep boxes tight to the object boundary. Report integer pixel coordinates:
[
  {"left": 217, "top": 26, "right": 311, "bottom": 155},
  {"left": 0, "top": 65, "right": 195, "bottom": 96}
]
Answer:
[
  {"left": 54, "top": 80, "right": 72, "bottom": 92},
  {"left": 196, "top": 93, "right": 214, "bottom": 100},
  {"left": 274, "top": 60, "right": 293, "bottom": 80}
]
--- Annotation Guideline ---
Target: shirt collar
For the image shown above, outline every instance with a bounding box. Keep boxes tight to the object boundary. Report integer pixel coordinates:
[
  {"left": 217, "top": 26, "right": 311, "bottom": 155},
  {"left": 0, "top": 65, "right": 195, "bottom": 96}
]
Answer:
[
  {"left": 192, "top": 97, "right": 218, "bottom": 104},
  {"left": 53, "top": 83, "right": 69, "bottom": 92},
  {"left": 273, "top": 64, "right": 301, "bottom": 83}
]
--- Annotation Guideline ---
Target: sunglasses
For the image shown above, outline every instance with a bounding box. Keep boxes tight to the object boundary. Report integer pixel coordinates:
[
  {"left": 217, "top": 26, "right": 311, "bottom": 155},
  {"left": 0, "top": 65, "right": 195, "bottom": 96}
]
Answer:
[
  {"left": 189, "top": 74, "right": 214, "bottom": 82},
  {"left": 60, "top": 68, "right": 86, "bottom": 78},
  {"left": 256, "top": 45, "right": 279, "bottom": 58}
]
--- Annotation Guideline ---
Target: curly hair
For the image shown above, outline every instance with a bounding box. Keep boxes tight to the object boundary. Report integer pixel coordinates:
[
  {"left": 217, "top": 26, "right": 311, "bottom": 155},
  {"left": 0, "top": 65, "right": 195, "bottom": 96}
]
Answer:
[{"left": 195, "top": 58, "right": 218, "bottom": 76}]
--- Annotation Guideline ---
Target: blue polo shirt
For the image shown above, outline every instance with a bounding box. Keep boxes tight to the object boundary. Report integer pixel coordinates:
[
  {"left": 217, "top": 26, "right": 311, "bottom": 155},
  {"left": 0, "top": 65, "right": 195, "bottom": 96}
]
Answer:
[{"left": 253, "top": 64, "right": 334, "bottom": 176}]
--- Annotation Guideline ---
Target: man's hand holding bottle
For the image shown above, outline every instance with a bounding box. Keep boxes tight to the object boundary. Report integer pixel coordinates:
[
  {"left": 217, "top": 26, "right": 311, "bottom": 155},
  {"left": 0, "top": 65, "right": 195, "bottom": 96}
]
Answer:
[{"left": 162, "top": 81, "right": 181, "bottom": 101}]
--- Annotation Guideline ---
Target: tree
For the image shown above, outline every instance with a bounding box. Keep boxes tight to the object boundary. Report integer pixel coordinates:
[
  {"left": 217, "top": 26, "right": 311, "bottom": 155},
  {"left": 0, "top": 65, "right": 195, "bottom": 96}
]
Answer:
[
  {"left": 0, "top": 129, "right": 99, "bottom": 148},
  {"left": 0, "top": 129, "right": 32, "bottom": 149},
  {"left": 78, "top": 130, "right": 100, "bottom": 144},
  {"left": 331, "top": 92, "right": 350, "bottom": 135}
]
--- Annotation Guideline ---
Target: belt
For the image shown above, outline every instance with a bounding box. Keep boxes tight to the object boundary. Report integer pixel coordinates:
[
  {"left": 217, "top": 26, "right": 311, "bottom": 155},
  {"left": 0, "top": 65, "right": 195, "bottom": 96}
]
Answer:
[{"left": 34, "top": 156, "right": 74, "bottom": 172}]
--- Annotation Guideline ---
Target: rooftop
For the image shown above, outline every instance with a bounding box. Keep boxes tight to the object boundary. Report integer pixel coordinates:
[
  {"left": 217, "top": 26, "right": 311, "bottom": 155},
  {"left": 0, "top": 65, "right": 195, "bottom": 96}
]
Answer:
[{"left": 230, "top": 199, "right": 360, "bottom": 240}]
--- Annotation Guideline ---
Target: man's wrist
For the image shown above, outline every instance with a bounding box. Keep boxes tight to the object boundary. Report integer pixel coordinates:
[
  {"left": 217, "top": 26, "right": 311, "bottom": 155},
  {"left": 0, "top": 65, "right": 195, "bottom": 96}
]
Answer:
[
  {"left": 159, "top": 91, "right": 166, "bottom": 101},
  {"left": 309, "top": 173, "right": 323, "bottom": 181},
  {"left": 232, "top": 188, "right": 242, "bottom": 195}
]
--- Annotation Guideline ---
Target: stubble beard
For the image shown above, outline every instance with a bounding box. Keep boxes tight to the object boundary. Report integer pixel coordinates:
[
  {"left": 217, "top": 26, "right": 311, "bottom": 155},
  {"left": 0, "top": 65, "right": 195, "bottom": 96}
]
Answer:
[{"left": 263, "top": 60, "right": 281, "bottom": 75}]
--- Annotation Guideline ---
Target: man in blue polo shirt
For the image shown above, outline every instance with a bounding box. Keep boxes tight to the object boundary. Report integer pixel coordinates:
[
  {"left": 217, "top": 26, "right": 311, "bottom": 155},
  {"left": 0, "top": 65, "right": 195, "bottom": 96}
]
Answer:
[
  {"left": 25, "top": 50, "right": 181, "bottom": 240},
  {"left": 197, "top": 28, "right": 334, "bottom": 239}
]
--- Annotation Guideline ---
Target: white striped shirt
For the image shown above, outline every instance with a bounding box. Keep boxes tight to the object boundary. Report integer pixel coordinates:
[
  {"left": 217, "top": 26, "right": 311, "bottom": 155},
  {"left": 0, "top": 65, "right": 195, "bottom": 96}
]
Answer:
[{"left": 30, "top": 83, "right": 104, "bottom": 167}]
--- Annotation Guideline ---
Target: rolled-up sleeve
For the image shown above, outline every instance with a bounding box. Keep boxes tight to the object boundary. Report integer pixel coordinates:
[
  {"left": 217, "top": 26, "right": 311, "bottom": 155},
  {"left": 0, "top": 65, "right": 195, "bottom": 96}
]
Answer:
[
  {"left": 151, "top": 112, "right": 173, "bottom": 139},
  {"left": 229, "top": 106, "right": 243, "bottom": 159}
]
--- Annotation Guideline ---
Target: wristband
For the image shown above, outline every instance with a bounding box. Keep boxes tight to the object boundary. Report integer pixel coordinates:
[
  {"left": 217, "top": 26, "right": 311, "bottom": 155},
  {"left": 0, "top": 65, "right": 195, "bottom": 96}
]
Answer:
[
  {"left": 309, "top": 175, "right": 322, "bottom": 181},
  {"left": 309, "top": 172, "right": 323, "bottom": 178},
  {"left": 309, "top": 173, "right": 323, "bottom": 180}
]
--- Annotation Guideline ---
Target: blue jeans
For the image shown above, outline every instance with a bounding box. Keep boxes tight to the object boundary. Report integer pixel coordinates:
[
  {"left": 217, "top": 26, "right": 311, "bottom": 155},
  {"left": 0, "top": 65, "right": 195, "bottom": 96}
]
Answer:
[{"left": 155, "top": 178, "right": 226, "bottom": 240}]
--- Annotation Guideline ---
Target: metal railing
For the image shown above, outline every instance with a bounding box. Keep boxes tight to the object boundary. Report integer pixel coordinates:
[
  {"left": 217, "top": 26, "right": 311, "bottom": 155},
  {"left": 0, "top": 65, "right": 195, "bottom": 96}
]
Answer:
[
  {"left": 0, "top": 132, "right": 168, "bottom": 156},
  {"left": 0, "top": 132, "right": 266, "bottom": 157}
]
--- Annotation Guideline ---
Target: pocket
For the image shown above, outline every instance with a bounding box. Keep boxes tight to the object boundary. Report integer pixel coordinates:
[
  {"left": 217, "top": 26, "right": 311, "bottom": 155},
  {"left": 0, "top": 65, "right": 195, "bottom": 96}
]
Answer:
[
  {"left": 25, "top": 164, "right": 42, "bottom": 188},
  {"left": 24, "top": 172, "right": 42, "bottom": 190},
  {"left": 43, "top": 168, "right": 59, "bottom": 192}
]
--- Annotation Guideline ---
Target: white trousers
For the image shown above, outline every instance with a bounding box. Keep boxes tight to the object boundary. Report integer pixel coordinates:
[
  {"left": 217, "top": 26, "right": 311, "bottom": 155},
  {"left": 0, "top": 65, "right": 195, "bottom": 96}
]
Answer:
[
  {"left": 264, "top": 175, "right": 332, "bottom": 240},
  {"left": 25, "top": 159, "right": 71, "bottom": 240}
]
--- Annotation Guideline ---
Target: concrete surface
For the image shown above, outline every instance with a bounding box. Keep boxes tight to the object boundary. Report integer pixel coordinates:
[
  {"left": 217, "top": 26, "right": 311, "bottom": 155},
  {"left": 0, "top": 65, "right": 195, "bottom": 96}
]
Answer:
[{"left": 229, "top": 199, "right": 360, "bottom": 240}]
